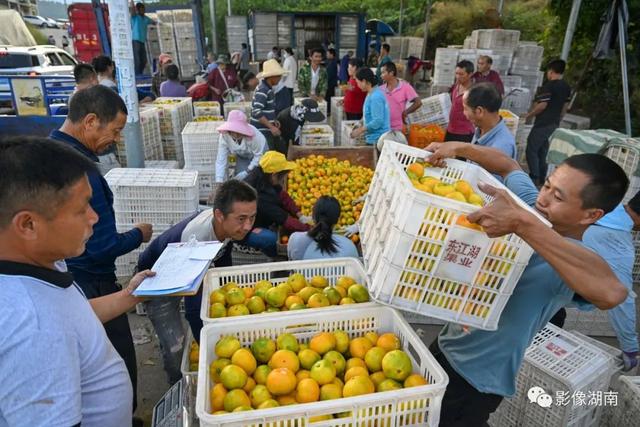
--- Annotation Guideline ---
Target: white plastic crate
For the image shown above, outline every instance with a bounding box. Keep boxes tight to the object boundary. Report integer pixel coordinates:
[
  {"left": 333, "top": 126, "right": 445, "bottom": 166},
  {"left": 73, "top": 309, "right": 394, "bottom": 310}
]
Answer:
[
  {"left": 157, "top": 22, "right": 174, "bottom": 38},
  {"left": 511, "top": 71, "right": 544, "bottom": 96},
  {"left": 178, "top": 50, "right": 198, "bottom": 66},
  {"left": 156, "top": 10, "right": 174, "bottom": 23},
  {"left": 602, "top": 140, "right": 640, "bottom": 179},
  {"left": 146, "top": 160, "right": 179, "bottom": 169},
  {"left": 433, "top": 48, "right": 459, "bottom": 86},
  {"left": 196, "top": 305, "right": 448, "bottom": 427},
  {"left": 115, "top": 106, "right": 164, "bottom": 166},
  {"left": 329, "top": 96, "right": 344, "bottom": 133},
  {"left": 294, "top": 97, "right": 327, "bottom": 124},
  {"left": 516, "top": 124, "right": 533, "bottom": 165},
  {"left": 564, "top": 307, "right": 616, "bottom": 337},
  {"left": 489, "top": 49, "right": 514, "bottom": 75},
  {"left": 106, "top": 168, "right": 199, "bottom": 229},
  {"left": 341, "top": 120, "right": 366, "bottom": 147},
  {"left": 601, "top": 376, "right": 640, "bottom": 427},
  {"left": 200, "top": 257, "right": 373, "bottom": 324},
  {"left": 184, "top": 166, "right": 216, "bottom": 201},
  {"left": 223, "top": 101, "right": 252, "bottom": 120},
  {"left": 180, "top": 63, "right": 201, "bottom": 78},
  {"left": 173, "top": 22, "right": 195, "bottom": 38},
  {"left": 193, "top": 101, "right": 221, "bottom": 117},
  {"left": 406, "top": 93, "right": 451, "bottom": 127},
  {"left": 471, "top": 29, "right": 521, "bottom": 50},
  {"left": 300, "top": 124, "right": 334, "bottom": 147},
  {"left": 502, "top": 75, "right": 523, "bottom": 88},
  {"left": 359, "top": 142, "right": 548, "bottom": 330},
  {"left": 181, "top": 121, "right": 223, "bottom": 169},
  {"left": 230, "top": 243, "right": 271, "bottom": 265},
  {"left": 172, "top": 8, "right": 192, "bottom": 22},
  {"left": 490, "top": 324, "right": 616, "bottom": 427},
  {"left": 560, "top": 114, "right": 591, "bottom": 131},
  {"left": 153, "top": 97, "right": 194, "bottom": 167},
  {"left": 503, "top": 87, "right": 532, "bottom": 116},
  {"left": 181, "top": 329, "right": 197, "bottom": 378},
  {"left": 499, "top": 109, "right": 519, "bottom": 137}
]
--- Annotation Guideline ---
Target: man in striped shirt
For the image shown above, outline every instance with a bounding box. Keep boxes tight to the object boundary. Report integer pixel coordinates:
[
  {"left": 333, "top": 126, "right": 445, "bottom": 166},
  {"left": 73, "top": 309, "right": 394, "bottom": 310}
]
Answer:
[{"left": 251, "top": 59, "right": 288, "bottom": 152}]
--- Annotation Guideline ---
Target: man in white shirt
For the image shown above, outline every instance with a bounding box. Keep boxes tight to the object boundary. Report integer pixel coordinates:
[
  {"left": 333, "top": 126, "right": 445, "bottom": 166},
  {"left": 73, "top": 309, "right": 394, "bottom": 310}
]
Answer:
[{"left": 0, "top": 137, "right": 154, "bottom": 426}]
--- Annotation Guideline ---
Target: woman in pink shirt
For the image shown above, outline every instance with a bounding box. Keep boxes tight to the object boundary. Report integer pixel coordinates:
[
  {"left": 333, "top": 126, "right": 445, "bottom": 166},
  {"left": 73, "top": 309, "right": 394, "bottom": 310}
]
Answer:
[
  {"left": 445, "top": 60, "right": 475, "bottom": 142},
  {"left": 380, "top": 62, "right": 422, "bottom": 131}
]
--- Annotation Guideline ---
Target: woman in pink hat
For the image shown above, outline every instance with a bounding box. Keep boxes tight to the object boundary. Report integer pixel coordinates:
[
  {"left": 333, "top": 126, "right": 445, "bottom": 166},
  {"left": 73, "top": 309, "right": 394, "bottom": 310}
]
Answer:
[{"left": 215, "top": 110, "right": 267, "bottom": 182}]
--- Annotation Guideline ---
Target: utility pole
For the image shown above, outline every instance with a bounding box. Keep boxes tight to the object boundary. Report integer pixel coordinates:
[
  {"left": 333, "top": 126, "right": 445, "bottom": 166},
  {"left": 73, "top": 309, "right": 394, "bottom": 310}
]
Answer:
[
  {"left": 209, "top": 0, "right": 218, "bottom": 54},
  {"left": 227, "top": 0, "right": 231, "bottom": 16},
  {"left": 561, "top": 0, "right": 582, "bottom": 61},
  {"left": 421, "top": 0, "right": 433, "bottom": 60},
  {"left": 107, "top": 0, "right": 144, "bottom": 167},
  {"left": 399, "top": 0, "right": 404, "bottom": 36}
]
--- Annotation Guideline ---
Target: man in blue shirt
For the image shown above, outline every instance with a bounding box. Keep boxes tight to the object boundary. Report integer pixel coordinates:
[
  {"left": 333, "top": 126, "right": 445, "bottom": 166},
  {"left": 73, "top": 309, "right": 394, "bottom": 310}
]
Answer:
[
  {"left": 464, "top": 82, "right": 516, "bottom": 159},
  {"left": 425, "top": 141, "right": 629, "bottom": 426},
  {"left": 49, "top": 85, "right": 153, "bottom": 418},
  {"left": 130, "top": 2, "right": 155, "bottom": 75}
]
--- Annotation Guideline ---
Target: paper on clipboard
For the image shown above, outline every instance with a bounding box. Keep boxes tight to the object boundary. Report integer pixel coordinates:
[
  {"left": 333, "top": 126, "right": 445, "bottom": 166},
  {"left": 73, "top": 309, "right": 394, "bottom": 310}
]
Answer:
[{"left": 133, "top": 241, "right": 224, "bottom": 296}]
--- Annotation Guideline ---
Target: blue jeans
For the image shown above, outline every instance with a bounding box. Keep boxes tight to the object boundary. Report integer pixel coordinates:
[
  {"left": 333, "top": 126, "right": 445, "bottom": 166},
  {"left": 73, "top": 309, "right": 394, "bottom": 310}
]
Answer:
[
  {"left": 242, "top": 227, "right": 277, "bottom": 257},
  {"left": 144, "top": 297, "right": 186, "bottom": 385}
]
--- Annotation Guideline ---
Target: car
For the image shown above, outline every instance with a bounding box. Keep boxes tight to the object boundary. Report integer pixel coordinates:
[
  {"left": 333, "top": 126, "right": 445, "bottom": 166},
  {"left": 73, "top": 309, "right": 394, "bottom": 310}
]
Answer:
[
  {"left": 0, "top": 45, "right": 77, "bottom": 76},
  {"left": 56, "top": 18, "right": 70, "bottom": 29},
  {"left": 22, "top": 15, "right": 57, "bottom": 28},
  {"left": 44, "top": 17, "right": 61, "bottom": 28}
]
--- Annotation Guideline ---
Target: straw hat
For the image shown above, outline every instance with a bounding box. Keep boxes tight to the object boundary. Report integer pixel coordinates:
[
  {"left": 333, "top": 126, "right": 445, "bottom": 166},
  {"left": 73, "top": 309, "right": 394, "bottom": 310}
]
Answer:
[{"left": 257, "top": 59, "right": 289, "bottom": 79}]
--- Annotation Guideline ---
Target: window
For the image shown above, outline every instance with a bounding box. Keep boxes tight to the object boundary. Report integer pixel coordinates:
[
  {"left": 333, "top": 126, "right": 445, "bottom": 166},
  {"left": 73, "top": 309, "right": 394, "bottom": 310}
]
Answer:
[
  {"left": 46, "top": 53, "right": 62, "bottom": 66},
  {"left": 0, "top": 53, "right": 36, "bottom": 69},
  {"left": 58, "top": 52, "right": 76, "bottom": 66}
]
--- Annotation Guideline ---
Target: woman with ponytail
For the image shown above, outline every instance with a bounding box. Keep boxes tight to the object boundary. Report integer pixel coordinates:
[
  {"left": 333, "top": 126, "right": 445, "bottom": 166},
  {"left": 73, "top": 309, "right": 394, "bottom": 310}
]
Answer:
[{"left": 288, "top": 196, "right": 359, "bottom": 260}]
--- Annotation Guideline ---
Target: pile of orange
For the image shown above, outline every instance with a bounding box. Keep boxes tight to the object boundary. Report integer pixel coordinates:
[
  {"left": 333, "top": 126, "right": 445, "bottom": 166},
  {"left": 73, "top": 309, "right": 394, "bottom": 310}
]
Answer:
[
  {"left": 287, "top": 155, "right": 373, "bottom": 228},
  {"left": 208, "top": 330, "right": 428, "bottom": 416}
]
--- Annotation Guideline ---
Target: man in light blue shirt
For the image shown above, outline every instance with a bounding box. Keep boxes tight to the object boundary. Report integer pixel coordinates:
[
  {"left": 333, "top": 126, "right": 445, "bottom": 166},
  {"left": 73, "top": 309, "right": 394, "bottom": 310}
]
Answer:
[
  {"left": 567, "top": 201, "right": 639, "bottom": 370},
  {"left": 130, "top": 2, "right": 154, "bottom": 75},
  {"left": 465, "top": 82, "right": 516, "bottom": 159},
  {"left": 425, "top": 141, "right": 629, "bottom": 426}
]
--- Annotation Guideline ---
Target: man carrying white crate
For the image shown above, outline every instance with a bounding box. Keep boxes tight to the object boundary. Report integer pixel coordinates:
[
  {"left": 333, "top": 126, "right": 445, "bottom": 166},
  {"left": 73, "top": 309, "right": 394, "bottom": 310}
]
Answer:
[
  {"left": 0, "top": 137, "right": 155, "bottom": 426},
  {"left": 425, "top": 141, "right": 629, "bottom": 426},
  {"left": 49, "top": 85, "right": 153, "bottom": 420},
  {"left": 137, "top": 180, "right": 258, "bottom": 384}
]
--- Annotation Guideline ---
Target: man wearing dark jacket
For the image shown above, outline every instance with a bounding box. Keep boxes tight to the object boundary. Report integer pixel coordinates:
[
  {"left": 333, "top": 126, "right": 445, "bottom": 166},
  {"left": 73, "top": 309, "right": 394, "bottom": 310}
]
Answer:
[
  {"left": 136, "top": 180, "right": 257, "bottom": 383},
  {"left": 49, "top": 85, "right": 153, "bottom": 416}
]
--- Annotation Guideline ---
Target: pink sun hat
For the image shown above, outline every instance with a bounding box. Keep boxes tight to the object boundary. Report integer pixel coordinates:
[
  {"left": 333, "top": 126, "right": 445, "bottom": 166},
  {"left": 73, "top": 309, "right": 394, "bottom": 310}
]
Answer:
[{"left": 217, "top": 110, "right": 255, "bottom": 137}]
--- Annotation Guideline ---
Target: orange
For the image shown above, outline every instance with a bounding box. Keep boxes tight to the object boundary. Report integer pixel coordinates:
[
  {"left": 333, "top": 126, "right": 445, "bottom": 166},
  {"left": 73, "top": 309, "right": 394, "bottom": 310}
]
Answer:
[
  {"left": 406, "top": 162, "right": 425, "bottom": 178},
  {"left": 320, "top": 383, "right": 343, "bottom": 400},
  {"left": 231, "top": 348, "right": 257, "bottom": 375},
  {"left": 268, "top": 349, "right": 300, "bottom": 373},
  {"left": 364, "top": 346, "right": 387, "bottom": 372},
  {"left": 266, "top": 368, "right": 297, "bottom": 396},
  {"left": 342, "top": 376, "right": 375, "bottom": 397},
  {"left": 219, "top": 364, "right": 248, "bottom": 390},
  {"left": 295, "top": 378, "right": 320, "bottom": 403},
  {"left": 364, "top": 332, "right": 379, "bottom": 346},
  {"left": 209, "top": 358, "right": 231, "bottom": 383},
  {"left": 215, "top": 336, "right": 241, "bottom": 358},
  {"left": 307, "top": 293, "right": 331, "bottom": 308},
  {"left": 377, "top": 333, "right": 401, "bottom": 352},
  {"left": 345, "top": 358, "right": 367, "bottom": 371},
  {"left": 249, "top": 384, "right": 272, "bottom": 408},
  {"left": 253, "top": 364, "right": 271, "bottom": 385},
  {"left": 344, "top": 366, "right": 369, "bottom": 382},
  {"left": 242, "top": 377, "right": 256, "bottom": 393},
  {"left": 349, "top": 337, "right": 373, "bottom": 359},
  {"left": 223, "top": 389, "right": 251, "bottom": 412},
  {"left": 296, "top": 370, "right": 311, "bottom": 382},
  {"left": 369, "top": 371, "right": 387, "bottom": 387},
  {"left": 404, "top": 374, "right": 428, "bottom": 387},
  {"left": 276, "top": 391, "right": 298, "bottom": 405},
  {"left": 242, "top": 287, "right": 255, "bottom": 299},
  {"left": 381, "top": 350, "right": 413, "bottom": 381},
  {"left": 210, "top": 383, "right": 227, "bottom": 412},
  {"left": 285, "top": 295, "right": 304, "bottom": 309},
  {"left": 309, "top": 332, "right": 337, "bottom": 355},
  {"left": 299, "top": 349, "right": 322, "bottom": 370}
]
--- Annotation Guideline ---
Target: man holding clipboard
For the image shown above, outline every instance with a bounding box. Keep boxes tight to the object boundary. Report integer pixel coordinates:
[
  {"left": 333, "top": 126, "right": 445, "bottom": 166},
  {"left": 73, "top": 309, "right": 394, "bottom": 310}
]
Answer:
[{"left": 136, "top": 180, "right": 258, "bottom": 384}]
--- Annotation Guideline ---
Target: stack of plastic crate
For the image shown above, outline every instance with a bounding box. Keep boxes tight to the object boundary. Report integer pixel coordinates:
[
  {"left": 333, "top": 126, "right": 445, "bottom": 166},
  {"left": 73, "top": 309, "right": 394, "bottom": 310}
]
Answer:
[
  {"left": 503, "top": 87, "right": 532, "bottom": 116},
  {"left": 470, "top": 29, "right": 521, "bottom": 51},
  {"left": 115, "top": 106, "right": 164, "bottom": 166},
  {"left": 330, "top": 96, "right": 344, "bottom": 133},
  {"left": 510, "top": 43, "right": 545, "bottom": 96},
  {"left": 107, "top": 168, "right": 199, "bottom": 279},
  {"left": 173, "top": 9, "right": 200, "bottom": 78},
  {"left": 406, "top": 93, "right": 451, "bottom": 127},
  {"left": 560, "top": 114, "right": 591, "bottom": 130},
  {"left": 153, "top": 97, "right": 194, "bottom": 167},
  {"left": 433, "top": 48, "right": 459, "bottom": 87},
  {"left": 499, "top": 109, "right": 519, "bottom": 137},
  {"left": 156, "top": 22, "right": 177, "bottom": 60},
  {"left": 490, "top": 48, "right": 514, "bottom": 75},
  {"left": 489, "top": 324, "right": 618, "bottom": 427},
  {"left": 181, "top": 120, "right": 224, "bottom": 201},
  {"left": 146, "top": 160, "right": 179, "bottom": 169},
  {"left": 145, "top": 24, "right": 161, "bottom": 73},
  {"left": 193, "top": 101, "right": 221, "bottom": 117}
]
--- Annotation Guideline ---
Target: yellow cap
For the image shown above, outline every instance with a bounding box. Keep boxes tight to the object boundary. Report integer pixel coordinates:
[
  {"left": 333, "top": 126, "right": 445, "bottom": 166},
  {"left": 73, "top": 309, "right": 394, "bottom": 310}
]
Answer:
[{"left": 259, "top": 151, "right": 297, "bottom": 174}]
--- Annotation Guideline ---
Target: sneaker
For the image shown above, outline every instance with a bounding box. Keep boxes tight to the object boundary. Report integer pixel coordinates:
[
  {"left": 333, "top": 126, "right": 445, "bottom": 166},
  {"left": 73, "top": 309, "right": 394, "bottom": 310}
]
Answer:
[{"left": 622, "top": 351, "right": 638, "bottom": 371}]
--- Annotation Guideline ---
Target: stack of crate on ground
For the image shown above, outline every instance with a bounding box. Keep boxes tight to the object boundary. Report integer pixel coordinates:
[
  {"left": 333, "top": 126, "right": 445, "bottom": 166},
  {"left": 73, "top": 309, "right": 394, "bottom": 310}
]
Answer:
[
  {"left": 115, "top": 105, "right": 164, "bottom": 166},
  {"left": 156, "top": 18, "right": 178, "bottom": 62},
  {"left": 193, "top": 101, "right": 221, "bottom": 117},
  {"left": 181, "top": 120, "right": 224, "bottom": 201},
  {"left": 172, "top": 9, "right": 200, "bottom": 78},
  {"left": 153, "top": 97, "right": 193, "bottom": 167},
  {"left": 341, "top": 120, "right": 366, "bottom": 146},
  {"left": 145, "top": 19, "right": 161, "bottom": 74},
  {"left": 387, "top": 36, "right": 425, "bottom": 62},
  {"left": 489, "top": 324, "right": 619, "bottom": 427},
  {"left": 330, "top": 96, "right": 344, "bottom": 143},
  {"left": 106, "top": 168, "right": 199, "bottom": 280},
  {"left": 434, "top": 29, "right": 544, "bottom": 114},
  {"left": 223, "top": 101, "right": 252, "bottom": 120}
]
